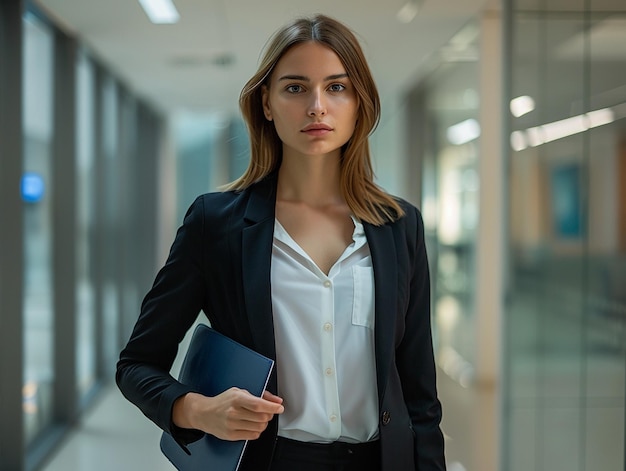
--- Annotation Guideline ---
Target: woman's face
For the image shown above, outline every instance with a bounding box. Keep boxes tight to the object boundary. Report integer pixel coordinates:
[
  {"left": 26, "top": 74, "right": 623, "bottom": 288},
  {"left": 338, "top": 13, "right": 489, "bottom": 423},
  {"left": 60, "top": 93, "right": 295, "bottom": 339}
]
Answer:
[{"left": 262, "top": 41, "right": 358, "bottom": 160}]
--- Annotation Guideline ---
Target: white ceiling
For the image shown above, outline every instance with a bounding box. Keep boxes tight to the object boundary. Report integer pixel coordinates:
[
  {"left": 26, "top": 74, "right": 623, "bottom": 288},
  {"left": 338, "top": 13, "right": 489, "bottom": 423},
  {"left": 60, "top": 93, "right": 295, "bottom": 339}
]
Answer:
[{"left": 35, "top": 0, "right": 491, "bottom": 118}]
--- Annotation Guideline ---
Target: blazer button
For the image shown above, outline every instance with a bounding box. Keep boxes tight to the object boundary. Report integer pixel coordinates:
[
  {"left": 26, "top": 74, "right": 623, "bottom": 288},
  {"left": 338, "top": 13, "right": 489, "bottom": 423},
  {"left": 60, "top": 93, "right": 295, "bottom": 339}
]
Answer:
[{"left": 381, "top": 411, "right": 391, "bottom": 426}]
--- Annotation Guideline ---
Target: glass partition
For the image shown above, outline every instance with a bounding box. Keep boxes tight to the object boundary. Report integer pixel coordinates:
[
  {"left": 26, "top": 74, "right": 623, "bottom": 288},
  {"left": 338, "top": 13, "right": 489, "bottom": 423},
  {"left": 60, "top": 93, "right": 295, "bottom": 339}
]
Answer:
[{"left": 505, "top": 2, "right": 626, "bottom": 470}]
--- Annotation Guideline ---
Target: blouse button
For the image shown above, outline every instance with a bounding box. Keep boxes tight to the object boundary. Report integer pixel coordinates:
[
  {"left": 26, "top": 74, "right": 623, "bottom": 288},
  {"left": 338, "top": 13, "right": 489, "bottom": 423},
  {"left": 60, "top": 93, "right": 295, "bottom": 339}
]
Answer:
[
  {"left": 325, "top": 368, "right": 333, "bottom": 376},
  {"left": 330, "top": 414, "right": 337, "bottom": 422},
  {"left": 323, "top": 323, "right": 332, "bottom": 332},
  {"left": 323, "top": 280, "right": 331, "bottom": 288}
]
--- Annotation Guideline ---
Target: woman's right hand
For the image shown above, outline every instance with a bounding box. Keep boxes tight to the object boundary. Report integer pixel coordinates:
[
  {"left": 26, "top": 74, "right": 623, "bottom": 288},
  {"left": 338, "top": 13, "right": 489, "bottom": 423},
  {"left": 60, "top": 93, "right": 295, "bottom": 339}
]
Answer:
[{"left": 172, "top": 388, "right": 284, "bottom": 441}]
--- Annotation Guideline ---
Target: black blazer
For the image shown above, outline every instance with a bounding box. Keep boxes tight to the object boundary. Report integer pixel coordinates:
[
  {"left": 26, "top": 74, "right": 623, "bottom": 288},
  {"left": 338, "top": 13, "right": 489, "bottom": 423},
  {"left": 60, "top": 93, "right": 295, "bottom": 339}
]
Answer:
[{"left": 116, "top": 173, "right": 445, "bottom": 471}]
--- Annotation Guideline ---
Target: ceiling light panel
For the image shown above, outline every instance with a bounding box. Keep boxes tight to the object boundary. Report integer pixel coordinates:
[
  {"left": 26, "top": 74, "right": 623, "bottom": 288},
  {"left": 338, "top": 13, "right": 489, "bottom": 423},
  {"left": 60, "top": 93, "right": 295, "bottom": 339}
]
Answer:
[{"left": 138, "top": 0, "right": 180, "bottom": 24}]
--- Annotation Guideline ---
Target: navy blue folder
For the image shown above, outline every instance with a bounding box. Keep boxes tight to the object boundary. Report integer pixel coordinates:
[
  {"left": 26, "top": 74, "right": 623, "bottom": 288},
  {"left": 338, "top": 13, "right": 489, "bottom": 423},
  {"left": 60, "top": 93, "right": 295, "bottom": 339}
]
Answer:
[{"left": 160, "top": 324, "right": 274, "bottom": 471}]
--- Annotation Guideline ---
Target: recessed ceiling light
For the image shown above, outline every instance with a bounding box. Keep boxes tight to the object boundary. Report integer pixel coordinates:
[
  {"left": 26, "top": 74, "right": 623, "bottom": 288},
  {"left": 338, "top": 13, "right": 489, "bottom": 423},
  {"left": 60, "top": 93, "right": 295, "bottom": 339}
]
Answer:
[
  {"left": 510, "top": 95, "right": 535, "bottom": 117},
  {"left": 447, "top": 119, "right": 481, "bottom": 145},
  {"left": 138, "top": 0, "right": 180, "bottom": 24},
  {"left": 397, "top": 0, "right": 420, "bottom": 24}
]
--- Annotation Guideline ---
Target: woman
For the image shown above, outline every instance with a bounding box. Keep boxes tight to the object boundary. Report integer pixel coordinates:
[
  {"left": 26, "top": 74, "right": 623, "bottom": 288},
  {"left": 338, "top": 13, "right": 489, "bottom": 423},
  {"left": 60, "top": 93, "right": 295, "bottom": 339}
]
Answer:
[{"left": 117, "top": 14, "right": 446, "bottom": 471}]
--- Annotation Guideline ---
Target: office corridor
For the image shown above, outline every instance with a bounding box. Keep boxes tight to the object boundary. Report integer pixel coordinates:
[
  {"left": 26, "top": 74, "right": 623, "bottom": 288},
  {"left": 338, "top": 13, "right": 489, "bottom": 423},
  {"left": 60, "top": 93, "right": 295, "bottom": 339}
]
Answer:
[{"left": 2, "top": 1, "right": 625, "bottom": 470}]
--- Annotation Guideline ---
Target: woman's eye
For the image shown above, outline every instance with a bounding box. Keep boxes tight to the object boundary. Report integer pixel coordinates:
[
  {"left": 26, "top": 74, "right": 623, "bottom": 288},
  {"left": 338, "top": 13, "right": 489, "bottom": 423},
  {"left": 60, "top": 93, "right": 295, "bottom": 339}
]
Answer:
[
  {"left": 286, "top": 85, "right": 303, "bottom": 93},
  {"left": 329, "top": 83, "right": 346, "bottom": 92}
]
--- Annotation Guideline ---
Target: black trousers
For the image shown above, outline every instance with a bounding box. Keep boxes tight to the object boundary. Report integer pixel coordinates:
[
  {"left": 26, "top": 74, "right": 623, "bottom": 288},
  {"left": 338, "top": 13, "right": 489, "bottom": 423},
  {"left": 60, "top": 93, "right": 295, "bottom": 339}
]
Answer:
[{"left": 269, "top": 437, "right": 381, "bottom": 471}]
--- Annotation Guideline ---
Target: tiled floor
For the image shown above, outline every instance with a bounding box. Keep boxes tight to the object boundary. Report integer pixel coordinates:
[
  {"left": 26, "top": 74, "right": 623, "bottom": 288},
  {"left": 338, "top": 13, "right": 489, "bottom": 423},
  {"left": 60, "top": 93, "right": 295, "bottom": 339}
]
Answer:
[
  {"left": 40, "top": 385, "right": 175, "bottom": 471},
  {"left": 438, "top": 373, "right": 497, "bottom": 471}
]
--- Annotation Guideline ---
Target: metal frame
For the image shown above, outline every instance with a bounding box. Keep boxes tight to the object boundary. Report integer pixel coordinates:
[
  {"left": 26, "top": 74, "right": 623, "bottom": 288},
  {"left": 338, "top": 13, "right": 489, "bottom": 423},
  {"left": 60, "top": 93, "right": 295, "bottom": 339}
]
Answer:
[
  {"left": 0, "top": 1, "right": 25, "bottom": 469},
  {"left": 51, "top": 27, "right": 78, "bottom": 426}
]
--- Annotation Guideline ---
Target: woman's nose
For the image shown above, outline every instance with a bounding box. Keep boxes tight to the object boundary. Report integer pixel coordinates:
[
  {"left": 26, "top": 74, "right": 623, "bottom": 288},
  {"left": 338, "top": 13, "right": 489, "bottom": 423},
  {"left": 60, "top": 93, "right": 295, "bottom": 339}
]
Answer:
[{"left": 307, "top": 90, "right": 326, "bottom": 116}]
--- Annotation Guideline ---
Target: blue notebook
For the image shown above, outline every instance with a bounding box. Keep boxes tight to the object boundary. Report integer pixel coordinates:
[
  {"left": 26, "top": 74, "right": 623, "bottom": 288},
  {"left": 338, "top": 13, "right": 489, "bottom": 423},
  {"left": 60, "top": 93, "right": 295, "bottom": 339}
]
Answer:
[{"left": 160, "top": 324, "right": 274, "bottom": 471}]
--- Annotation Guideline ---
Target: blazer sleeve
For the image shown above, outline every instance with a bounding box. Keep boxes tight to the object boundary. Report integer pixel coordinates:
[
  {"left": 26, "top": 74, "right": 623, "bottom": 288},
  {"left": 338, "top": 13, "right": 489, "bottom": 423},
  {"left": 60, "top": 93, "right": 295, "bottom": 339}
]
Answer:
[
  {"left": 396, "top": 205, "right": 446, "bottom": 470},
  {"left": 116, "top": 196, "right": 207, "bottom": 447}
]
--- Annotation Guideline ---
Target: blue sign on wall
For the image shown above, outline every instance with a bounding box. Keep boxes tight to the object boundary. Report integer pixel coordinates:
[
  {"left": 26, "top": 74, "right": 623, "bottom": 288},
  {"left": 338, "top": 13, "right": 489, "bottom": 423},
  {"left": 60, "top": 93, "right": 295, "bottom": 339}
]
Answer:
[
  {"left": 550, "top": 164, "right": 582, "bottom": 238},
  {"left": 21, "top": 172, "right": 45, "bottom": 203}
]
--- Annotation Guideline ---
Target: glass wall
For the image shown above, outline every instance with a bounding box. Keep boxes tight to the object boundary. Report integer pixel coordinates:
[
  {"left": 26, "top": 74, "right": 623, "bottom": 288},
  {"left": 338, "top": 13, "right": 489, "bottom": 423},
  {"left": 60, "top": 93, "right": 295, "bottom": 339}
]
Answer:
[
  {"left": 2, "top": 5, "right": 169, "bottom": 469},
  {"left": 505, "top": 1, "right": 626, "bottom": 470},
  {"left": 22, "top": 11, "right": 55, "bottom": 445}
]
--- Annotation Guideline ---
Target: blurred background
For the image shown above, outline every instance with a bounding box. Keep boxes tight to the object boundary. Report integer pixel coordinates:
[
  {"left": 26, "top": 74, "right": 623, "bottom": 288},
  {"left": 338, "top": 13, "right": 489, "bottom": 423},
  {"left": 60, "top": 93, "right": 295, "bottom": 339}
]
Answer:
[{"left": 1, "top": 0, "right": 625, "bottom": 470}]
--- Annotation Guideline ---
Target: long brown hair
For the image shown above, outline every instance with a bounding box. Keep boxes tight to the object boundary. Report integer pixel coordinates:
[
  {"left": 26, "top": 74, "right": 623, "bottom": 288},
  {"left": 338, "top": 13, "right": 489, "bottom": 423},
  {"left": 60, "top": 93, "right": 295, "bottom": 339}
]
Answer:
[{"left": 224, "top": 14, "right": 404, "bottom": 225}]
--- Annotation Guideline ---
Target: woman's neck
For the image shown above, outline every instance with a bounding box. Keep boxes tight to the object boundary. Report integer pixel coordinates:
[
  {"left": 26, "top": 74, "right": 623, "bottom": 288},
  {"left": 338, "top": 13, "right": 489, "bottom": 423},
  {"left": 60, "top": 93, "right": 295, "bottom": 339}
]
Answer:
[{"left": 277, "top": 152, "right": 344, "bottom": 207}]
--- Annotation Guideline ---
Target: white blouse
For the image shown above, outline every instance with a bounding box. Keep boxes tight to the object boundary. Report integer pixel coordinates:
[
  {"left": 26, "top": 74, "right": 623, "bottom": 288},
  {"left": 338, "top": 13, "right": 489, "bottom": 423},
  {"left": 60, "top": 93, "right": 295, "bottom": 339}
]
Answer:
[{"left": 270, "top": 217, "right": 379, "bottom": 444}]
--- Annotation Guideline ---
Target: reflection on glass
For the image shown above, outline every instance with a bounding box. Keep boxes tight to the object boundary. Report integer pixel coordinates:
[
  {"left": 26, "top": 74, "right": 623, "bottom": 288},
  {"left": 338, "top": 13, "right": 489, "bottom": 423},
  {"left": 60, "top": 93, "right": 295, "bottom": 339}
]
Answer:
[
  {"left": 22, "top": 13, "right": 55, "bottom": 445},
  {"left": 101, "top": 76, "right": 121, "bottom": 372},
  {"left": 76, "top": 50, "right": 97, "bottom": 401},
  {"left": 419, "top": 40, "right": 480, "bottom": 373}
]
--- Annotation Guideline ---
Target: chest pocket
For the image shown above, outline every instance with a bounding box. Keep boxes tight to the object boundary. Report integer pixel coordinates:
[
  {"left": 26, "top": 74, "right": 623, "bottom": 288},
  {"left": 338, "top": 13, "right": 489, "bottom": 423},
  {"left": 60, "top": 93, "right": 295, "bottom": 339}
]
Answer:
[{"left": 352, "top": 266, "right": 375, "bottom": 329}]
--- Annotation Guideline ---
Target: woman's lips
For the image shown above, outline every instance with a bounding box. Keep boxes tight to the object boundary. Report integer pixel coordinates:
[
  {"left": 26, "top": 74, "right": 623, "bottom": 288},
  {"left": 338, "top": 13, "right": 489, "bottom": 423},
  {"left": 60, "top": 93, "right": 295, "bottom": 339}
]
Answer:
[{"left": 301, "top": 123, "right": 333, "bottom": 136}]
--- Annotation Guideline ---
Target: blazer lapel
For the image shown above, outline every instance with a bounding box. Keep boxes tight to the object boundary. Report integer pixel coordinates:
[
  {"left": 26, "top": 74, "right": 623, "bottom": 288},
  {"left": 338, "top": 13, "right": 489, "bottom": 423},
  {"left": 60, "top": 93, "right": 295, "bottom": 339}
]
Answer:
[
  {"left": 241, "top": 174, "right": 278, "bottom": 362},
  {"left": 363, "top": 222, "right": 398, "bottom": 405}
]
